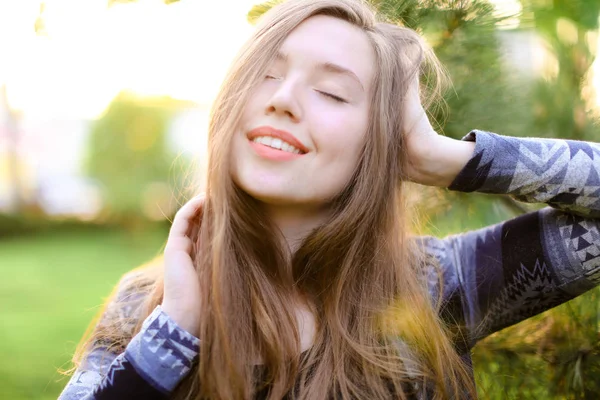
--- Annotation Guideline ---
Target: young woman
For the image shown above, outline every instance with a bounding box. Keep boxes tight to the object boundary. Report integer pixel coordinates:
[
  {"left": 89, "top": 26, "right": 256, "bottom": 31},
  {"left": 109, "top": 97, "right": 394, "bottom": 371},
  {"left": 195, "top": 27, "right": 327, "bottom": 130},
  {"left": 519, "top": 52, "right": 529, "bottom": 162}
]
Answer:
[{"left": 58, "top": 0, "right": 600, "bottom": 399}]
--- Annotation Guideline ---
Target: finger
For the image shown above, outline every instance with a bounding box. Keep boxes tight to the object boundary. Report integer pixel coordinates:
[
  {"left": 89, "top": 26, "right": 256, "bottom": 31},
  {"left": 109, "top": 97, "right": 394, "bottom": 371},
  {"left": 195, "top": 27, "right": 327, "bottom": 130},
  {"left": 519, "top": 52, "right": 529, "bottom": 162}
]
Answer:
[
  {"left": 168, "top": 195, "right": 205, "bottom": 239},
  {"left": 165, "top": 237, "right": 194, "bottom": 258}
]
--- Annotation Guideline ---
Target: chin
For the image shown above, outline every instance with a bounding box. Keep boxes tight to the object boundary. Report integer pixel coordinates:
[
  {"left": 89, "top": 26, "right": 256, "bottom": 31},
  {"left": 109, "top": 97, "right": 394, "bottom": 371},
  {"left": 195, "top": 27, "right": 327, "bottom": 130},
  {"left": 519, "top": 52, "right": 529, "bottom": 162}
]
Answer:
[
  {"left": 240, "top": 183, "right": 300, "bottom": 205},
  {"left": 231, "top": 166, "right": 334, "bottom": 208},
  {"left": 234, "top": 181, "right": 309, "bottom": 209}
]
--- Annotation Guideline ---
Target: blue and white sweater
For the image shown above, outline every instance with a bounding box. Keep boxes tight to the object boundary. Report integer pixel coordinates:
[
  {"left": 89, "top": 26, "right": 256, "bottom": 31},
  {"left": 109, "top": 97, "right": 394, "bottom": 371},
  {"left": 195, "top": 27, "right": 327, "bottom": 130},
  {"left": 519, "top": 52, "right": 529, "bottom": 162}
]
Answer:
[{"left": 58, "top": 130, "right": 600, "bottom": 399}]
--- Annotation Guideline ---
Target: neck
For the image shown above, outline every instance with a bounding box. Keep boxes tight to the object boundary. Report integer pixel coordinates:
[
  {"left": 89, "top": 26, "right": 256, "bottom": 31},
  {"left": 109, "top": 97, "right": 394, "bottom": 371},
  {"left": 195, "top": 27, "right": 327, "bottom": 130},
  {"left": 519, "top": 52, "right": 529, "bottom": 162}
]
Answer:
[
  {"left": 263, "top": 202, "right": 330, "bottom": 253},
  {"left": 260, "top": 202, "right": 322, "bottom": 352}
]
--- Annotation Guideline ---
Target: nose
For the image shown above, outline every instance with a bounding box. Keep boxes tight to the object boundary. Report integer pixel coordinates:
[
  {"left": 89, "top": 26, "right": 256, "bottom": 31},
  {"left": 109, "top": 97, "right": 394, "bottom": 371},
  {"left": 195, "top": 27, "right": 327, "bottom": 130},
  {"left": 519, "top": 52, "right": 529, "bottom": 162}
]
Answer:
[{"left": 265, "top": 79, "right": 302, "bottom": 122}]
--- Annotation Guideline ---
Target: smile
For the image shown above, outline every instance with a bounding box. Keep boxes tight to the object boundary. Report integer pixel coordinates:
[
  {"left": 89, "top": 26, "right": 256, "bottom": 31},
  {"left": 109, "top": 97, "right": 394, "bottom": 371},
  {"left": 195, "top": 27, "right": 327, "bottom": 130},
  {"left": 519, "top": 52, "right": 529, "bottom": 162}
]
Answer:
[
  {"left": 246, "top": 125, "right": 309, "bottom": 161},
  {"left": 250, "top": 136, "right": 302, "bottom": 154}
]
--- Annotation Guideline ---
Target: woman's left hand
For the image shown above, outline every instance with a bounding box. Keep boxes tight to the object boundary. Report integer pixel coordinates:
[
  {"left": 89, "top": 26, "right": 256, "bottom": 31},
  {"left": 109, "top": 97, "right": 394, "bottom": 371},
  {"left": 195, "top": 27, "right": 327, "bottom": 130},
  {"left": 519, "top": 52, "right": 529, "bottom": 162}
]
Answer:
[{"left": 401, "top": 78, "right": 476, "bottom": 187}]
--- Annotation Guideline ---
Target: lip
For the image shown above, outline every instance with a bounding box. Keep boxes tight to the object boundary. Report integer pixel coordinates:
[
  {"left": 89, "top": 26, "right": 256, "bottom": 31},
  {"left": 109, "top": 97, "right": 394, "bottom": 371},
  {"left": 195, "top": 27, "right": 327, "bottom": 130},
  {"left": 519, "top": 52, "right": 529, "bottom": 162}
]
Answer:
[{"left": 246, "top": 126, "right": 309, "bottom": 154}]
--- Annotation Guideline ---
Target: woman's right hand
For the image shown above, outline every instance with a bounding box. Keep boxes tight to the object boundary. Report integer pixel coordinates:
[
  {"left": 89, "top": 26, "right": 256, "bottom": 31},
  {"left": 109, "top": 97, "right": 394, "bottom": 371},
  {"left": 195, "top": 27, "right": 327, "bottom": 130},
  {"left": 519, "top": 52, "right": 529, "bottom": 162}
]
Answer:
[{"left": 161, "top": 194, "right": 205, "bottom": 336}]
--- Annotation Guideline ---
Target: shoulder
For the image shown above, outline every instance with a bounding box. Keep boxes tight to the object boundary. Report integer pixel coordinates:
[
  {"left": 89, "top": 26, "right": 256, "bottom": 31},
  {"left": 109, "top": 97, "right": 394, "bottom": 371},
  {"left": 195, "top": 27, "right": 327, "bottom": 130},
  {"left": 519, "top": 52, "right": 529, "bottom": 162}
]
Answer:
[
  {"left": 113, "top": 256, "right": 163, "bottom": 305},
  {"left": 94, "top": 257, "right": 164, "bottom": 347}
]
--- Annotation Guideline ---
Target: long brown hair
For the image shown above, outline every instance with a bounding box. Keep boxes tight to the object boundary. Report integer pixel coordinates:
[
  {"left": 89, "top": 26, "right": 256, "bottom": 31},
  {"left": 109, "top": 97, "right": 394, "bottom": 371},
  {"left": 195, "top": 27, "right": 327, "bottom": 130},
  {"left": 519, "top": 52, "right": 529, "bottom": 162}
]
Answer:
[{"left": 69, "top": 0, "right": 476, "bottom": 398}]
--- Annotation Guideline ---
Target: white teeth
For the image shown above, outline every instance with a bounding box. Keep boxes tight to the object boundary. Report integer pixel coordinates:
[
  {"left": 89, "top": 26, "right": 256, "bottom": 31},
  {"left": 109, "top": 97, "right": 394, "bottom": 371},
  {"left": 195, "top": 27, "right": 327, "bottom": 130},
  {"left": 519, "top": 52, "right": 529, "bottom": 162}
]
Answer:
[
  {"left": 271, "top": 138, "right": 283, "bottom": 149},
  {"left": 251, "top": 136, "right": 302, "bottom": 154}
]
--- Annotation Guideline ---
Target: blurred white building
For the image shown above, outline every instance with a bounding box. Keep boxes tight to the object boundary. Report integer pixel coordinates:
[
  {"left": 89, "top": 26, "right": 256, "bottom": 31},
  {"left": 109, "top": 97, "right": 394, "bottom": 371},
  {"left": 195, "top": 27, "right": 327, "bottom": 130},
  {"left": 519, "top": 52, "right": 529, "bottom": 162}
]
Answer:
[{"left": 0, "top": 99, "right": 210, "bottom": 218}]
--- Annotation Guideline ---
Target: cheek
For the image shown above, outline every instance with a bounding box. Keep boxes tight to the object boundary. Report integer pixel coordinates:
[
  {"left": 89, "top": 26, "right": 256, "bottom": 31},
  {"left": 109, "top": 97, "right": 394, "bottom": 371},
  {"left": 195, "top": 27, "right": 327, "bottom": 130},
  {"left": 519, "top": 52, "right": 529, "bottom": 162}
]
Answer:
[
  {"left": 240, "top": 94, "right": 262, "bottom": 124},
  {"left": 315, "top": 109, "right": 368, "bottom": 161}
]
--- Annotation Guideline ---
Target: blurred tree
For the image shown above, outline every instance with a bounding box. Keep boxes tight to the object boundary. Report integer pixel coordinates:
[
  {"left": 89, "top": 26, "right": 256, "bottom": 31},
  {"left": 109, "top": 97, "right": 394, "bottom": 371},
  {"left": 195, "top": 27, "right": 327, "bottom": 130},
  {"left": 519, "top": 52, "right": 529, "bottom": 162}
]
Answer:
[
  {"left": 521, "top": 0, "right": 600, "bottom": 141},
  {"left": 84, "top": 92, "right": 186, "bottom": 228},
  {"left": 417, "top": 1, "right": 534, "bottom": 139}
]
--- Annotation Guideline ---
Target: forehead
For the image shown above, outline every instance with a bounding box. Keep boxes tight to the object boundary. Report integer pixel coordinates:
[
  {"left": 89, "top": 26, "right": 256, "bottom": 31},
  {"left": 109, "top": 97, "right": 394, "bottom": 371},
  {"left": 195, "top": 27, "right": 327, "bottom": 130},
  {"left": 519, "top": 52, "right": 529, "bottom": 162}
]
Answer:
[{"left": 279, "top": 14, "right": 375, "bottom": 90}]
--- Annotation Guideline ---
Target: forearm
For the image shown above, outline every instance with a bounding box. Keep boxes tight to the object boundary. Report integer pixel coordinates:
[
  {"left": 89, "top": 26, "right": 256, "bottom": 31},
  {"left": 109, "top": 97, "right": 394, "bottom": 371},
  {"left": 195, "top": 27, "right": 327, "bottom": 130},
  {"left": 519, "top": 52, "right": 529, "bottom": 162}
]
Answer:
[
  {"left": 410, "top": 135, "right": 476, "bottom": 188},
  {"left": 447, "top": 130, "right": 600, "bottom": 217}
]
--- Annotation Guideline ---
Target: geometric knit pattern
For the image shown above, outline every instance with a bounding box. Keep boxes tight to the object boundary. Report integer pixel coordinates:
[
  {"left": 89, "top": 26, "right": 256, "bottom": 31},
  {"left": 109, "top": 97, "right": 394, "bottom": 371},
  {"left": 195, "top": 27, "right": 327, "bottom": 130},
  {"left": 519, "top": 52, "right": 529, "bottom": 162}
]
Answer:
[
  {"left": 90, "top": 353, "right": 168, "bottom": 400},
  {"left": 125, "top": 305, "right": 200, "bottom": 394},
  {"left": 542, "top": 210, "right": 600, "bottom": 283},
  {"left": 440, "top": 130, "right": 600, "bottom": 342},
  {"left": 59, "top": 130, "right": 600, "bottom": 399},
  {"left": 58, "top": 301, "right": 199, "bottom": 400},
  {"left": 449, "top": 130, "right": 600, "bottom": 218},
  {"left": 60, "top": 350, "right": 169, "bottom": 400}
]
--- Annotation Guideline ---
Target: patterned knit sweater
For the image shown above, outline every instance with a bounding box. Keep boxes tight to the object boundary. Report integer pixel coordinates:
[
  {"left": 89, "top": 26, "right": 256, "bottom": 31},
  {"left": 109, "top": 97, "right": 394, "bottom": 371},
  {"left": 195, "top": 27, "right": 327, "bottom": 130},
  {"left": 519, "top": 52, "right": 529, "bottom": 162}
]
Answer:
[{"left": 58, "top": 130, "right": 600, "bottom": 399}]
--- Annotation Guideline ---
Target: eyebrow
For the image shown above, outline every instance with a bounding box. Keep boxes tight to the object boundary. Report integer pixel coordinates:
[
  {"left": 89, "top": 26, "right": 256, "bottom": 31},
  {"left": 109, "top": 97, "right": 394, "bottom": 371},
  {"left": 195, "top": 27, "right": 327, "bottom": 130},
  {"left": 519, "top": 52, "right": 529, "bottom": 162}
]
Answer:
[{"left": 274, "top": 51, "right": 365, "bottom": 92}]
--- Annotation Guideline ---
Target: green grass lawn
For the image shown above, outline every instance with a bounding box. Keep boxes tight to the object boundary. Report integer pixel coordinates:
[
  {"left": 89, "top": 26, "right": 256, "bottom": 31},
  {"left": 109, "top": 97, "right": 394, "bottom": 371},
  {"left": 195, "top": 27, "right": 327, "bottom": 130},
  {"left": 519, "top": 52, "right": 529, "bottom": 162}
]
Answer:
[{"left": 0, "top": 227, "right": 168, "bottom": 400}]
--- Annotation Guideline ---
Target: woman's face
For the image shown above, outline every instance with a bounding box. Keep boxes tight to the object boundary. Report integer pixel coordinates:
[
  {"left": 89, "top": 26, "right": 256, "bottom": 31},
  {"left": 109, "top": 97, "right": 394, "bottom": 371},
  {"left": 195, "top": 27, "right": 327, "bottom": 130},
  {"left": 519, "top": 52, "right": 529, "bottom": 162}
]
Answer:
[{"left": 231, "top": 15, "right": 375, "bottom": 208}]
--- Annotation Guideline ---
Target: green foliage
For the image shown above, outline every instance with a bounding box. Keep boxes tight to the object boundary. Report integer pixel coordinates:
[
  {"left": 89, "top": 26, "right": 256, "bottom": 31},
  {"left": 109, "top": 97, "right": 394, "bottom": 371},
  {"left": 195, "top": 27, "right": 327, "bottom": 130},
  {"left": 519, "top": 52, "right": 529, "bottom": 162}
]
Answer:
[
  {"left": 523, "top": 0, "right": 600, "bottom": 141},
  {"left": 414, "top": 0, "right": 534, "bottom": 139},
  {"left": 0, "top": 213, "right": 118, "bottom": 238},
  {"left": 473, "top": 287, "right": 600, "bottom": 400},
  {"left": 84, "top": 93, "right": 184, "bottom": 225},
  {"left": 247, "top": 0, "right": 283, "bottom": 24}
]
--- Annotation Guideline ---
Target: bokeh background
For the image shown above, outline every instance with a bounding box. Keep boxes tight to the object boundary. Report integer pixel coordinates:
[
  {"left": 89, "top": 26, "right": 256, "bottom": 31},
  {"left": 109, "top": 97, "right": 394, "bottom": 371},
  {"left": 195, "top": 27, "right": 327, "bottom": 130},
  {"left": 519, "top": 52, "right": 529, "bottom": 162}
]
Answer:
[{"left": 1, "top": 0, "right": 599, "bottom": 399}]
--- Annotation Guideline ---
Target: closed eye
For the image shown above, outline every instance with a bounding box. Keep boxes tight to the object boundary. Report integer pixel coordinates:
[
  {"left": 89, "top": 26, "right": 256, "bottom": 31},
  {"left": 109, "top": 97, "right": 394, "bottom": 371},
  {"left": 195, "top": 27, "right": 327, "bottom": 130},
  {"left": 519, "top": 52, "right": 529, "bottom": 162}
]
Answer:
[
  {"left": 264, "top": 75, "right": 346, "bottom": 103},
  {"left": 317, "top": 90, "right": 347, "bottom": 103}
]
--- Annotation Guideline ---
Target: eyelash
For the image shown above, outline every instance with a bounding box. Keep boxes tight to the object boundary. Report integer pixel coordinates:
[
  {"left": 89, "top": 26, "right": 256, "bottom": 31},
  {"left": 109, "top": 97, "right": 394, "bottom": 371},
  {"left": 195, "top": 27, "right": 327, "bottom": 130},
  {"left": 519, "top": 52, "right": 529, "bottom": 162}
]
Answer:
[
  {"left": 265, "top": 75, "right": 347, "bottom": 104},
  {"left": 317, "top": 91, "right": 347, "bottom": 103}
]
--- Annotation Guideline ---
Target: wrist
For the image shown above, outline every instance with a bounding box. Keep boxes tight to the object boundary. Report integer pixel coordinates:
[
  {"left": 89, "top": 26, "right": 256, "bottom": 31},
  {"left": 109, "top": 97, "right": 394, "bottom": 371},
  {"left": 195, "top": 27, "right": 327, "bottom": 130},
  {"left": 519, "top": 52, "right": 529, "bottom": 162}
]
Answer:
[{"left": 161, "top": 302, "right": 199, "bottom": 335}]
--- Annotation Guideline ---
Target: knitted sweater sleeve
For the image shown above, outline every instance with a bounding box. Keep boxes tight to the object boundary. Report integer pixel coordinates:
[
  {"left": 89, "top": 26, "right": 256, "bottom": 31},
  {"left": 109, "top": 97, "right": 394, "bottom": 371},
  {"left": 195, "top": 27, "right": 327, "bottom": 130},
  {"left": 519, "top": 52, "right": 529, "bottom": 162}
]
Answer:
[
  {"left": 420, "top": 130, "right": 600, "bottom": 346},
  {"left": 58, "top": 273, "right": 200, "bottom": 400}
]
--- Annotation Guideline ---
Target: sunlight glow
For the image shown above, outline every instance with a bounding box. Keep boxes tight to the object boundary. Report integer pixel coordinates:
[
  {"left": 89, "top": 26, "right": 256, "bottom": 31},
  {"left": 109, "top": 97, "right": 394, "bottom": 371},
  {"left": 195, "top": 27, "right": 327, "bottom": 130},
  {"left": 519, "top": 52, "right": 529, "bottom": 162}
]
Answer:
[
  {"left": 2, "top": 1, "right": 599, "bottom": 116},
  {"left": 488, "top": 0, "right": 522, "bottom": 30},
  {"left": 592, "top": 31, "right": 600, "bottom": 110},
  {"left": 0, "top": 0, "right": 257, "bottom": 119}
]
